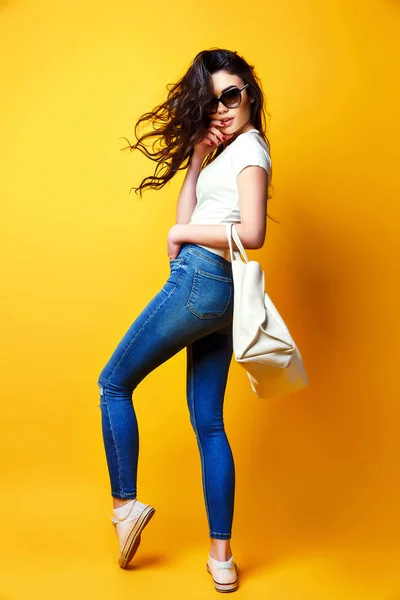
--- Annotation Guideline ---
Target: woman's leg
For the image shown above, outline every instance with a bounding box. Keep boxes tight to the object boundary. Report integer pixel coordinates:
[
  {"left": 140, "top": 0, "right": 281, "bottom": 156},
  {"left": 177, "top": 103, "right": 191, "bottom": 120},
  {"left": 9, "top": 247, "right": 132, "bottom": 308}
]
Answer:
[
  {"left": 186, "top": 323, "right": 235, "bottom": 560},
  {"left": 97, "top": 243, "right": 234, "bottom": 505}
]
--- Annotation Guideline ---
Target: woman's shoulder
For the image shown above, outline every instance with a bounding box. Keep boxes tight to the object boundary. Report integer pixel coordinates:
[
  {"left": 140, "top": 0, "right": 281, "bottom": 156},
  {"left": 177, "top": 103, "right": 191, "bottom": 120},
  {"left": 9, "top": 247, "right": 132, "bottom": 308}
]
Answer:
[{"left": 230, "top": 130, "right": 271, "bottom": 177}]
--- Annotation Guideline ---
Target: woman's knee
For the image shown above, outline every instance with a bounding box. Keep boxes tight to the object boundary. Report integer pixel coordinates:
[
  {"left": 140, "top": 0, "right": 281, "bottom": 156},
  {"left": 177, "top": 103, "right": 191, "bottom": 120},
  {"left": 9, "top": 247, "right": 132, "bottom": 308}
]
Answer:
[
  {"left": 97, "top": 368, "right": 108, "bottom": 391},
  {"left": 97, "top": 376, "right": 134, "bottom": 403},
  {"left": 191, "top": 414, "right": 225, "bottom": 439}
]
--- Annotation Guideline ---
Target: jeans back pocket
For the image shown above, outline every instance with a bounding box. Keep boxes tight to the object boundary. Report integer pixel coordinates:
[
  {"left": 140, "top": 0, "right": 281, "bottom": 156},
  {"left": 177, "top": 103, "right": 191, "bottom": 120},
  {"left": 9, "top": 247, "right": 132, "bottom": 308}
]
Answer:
[{"left": 186, "top": 268, "right": 233, "bottom": 319}]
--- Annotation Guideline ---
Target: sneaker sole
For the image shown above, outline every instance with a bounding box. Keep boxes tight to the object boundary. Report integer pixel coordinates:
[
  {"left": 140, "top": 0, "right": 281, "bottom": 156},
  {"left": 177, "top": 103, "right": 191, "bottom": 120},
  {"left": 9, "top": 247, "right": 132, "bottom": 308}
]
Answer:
[
  {"left": 118, "top": 506, "right": 156, "bottom": 569},
  {"left": 206, "top": 562, "right": 239, "bottom": 592}
]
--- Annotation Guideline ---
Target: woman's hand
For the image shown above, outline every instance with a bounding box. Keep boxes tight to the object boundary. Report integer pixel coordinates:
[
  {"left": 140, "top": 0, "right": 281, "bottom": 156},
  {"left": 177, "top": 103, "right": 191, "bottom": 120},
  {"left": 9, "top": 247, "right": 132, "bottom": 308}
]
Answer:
[
  {"left": 193, "top": 119, "right": 233, "bottom": 161},
  {"left": 167, "top": 224, "right": 182, "bottom": 259}
]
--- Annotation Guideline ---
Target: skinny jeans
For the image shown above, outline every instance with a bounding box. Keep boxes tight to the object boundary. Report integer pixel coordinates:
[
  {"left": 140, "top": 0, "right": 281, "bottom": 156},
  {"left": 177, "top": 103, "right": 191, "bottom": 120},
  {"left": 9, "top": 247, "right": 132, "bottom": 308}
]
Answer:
[{"left": 97, "top": 242, "right": 235, "bottom": 540}]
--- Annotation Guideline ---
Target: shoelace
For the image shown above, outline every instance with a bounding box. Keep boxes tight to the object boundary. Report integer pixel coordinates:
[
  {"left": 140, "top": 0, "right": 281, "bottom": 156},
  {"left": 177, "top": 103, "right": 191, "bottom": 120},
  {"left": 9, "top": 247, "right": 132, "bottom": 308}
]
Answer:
[
  {"left": 109, "top": 515, "right": 120, "bottom": 524},
  {"left": 107, "top": 513, "right": 138, "bottom": 525}
]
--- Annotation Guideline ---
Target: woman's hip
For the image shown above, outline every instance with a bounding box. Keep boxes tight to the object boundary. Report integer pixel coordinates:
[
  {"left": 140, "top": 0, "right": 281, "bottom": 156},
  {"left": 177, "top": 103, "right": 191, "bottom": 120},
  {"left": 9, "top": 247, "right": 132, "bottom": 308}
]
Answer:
[{"left": 97, "top": 244, "right": 233, "bottom": 390}]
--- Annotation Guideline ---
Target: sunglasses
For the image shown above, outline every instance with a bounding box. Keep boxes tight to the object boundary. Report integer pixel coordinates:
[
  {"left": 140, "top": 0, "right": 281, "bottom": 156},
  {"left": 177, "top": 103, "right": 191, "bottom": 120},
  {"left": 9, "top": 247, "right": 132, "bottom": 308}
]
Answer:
[{"left": 206, "top": 83, "right": 249, "bottom": 115}]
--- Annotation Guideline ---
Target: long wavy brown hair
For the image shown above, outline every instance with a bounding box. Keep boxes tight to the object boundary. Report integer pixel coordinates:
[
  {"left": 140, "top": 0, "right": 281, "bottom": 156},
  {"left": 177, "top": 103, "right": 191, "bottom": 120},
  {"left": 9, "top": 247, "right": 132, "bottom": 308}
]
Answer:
[{"left": 119, "top": 48, "right": 278, "bottom": 223}]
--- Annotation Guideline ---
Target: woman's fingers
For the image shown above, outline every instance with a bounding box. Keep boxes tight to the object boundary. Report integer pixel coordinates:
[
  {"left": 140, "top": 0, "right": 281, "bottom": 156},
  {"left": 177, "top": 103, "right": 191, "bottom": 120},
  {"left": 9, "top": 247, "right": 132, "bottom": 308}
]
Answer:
[
  {"left": 195, "top": 119, "right": 229, "bottom": 149},
  {"left": 205, "top": 130, "right": 224, "bottom": 147},
  {"left": 205, "top": 134, "right": 219, "bottom": 146},
  {"left": 209, "top": 118, "right": 227, "bottom": 130},
  {"left": 208, "top": 123, "right": 225, "bottom": 143}
]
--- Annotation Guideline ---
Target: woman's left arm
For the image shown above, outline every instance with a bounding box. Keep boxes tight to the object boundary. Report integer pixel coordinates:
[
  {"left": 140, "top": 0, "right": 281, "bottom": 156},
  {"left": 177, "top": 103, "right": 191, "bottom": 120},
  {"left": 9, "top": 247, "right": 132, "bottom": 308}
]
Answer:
[{"left": 168, "top": 165, "right": 269, "bottom": 256}]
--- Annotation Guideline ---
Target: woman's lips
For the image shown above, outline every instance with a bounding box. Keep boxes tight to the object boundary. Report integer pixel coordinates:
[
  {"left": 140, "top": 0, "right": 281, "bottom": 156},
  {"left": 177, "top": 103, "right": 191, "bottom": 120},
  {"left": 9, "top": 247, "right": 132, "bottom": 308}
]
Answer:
[{"left": 221, "top": 118, "right": 233, "bottom": 127}]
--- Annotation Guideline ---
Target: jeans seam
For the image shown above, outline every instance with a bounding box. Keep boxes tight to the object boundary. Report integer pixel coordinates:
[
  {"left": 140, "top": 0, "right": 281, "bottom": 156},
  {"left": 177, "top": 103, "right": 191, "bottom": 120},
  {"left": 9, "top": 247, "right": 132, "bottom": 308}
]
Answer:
[
  {"left": 196, "top": 268, "right": 233, "bottom": 284},
  {"left": 187, "top": 342, "right": 213, "bottom": 537},
  {"left": 112, "top": 492, "right": 137, "bottom": 499},
  {"left": 187, "top": 248, "right": 232, "bottom": 275},
  {"left": 101, "top": 384, "right": 124, "bottom": 496}
]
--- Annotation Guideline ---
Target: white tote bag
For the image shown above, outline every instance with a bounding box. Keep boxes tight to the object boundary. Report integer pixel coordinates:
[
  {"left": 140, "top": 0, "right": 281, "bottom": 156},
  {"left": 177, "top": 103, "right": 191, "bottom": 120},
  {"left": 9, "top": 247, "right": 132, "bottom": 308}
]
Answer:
[{"left": 226, "top": 223, "right": 309, "bottom": 399}]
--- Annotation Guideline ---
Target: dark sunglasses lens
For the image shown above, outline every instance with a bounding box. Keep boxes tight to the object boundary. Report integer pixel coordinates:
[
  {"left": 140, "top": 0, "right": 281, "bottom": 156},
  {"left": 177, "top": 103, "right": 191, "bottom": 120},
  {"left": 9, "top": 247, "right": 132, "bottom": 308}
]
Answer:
[
  {"left": 222, "top": 88, "right": 241, "bottom": 107},
  {"left": 207, "top": 87, "right": 242, "bottom": 113}
]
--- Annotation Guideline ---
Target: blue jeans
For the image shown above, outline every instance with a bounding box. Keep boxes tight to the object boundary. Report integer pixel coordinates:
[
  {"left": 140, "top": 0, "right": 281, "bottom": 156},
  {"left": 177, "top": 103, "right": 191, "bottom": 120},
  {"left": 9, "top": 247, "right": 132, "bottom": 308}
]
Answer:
[{"left": 97, "top": 242, "right": 235, "bottom": 540}]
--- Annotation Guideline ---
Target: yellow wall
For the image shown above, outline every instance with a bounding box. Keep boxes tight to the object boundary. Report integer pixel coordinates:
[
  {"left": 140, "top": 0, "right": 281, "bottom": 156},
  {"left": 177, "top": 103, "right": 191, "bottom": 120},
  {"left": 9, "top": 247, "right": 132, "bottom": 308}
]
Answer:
[{"left": 1, "top": 0, "right": 399, "bottom": 597}]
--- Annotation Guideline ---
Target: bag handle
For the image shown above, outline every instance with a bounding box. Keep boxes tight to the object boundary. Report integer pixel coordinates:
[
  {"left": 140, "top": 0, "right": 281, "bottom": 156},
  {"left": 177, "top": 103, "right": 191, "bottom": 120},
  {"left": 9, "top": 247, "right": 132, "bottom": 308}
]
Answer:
[{"left": 226, "top": 223, "right": 249, "bottom": 264}]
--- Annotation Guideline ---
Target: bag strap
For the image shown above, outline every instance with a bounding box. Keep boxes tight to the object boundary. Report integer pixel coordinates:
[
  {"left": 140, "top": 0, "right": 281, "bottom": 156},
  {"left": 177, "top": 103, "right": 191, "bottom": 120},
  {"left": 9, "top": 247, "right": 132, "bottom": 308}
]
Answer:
[
  {"left": 226, "top": 223, "right": 239, "bottom": 262},
  {"left": 225, "top": 223, "right": 249, "bottom": 264}
]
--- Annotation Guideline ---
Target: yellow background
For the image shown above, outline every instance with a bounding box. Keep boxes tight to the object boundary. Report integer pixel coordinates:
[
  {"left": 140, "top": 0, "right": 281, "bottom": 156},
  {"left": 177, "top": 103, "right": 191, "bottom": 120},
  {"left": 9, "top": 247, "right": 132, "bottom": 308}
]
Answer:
[{"left": 1, "top": 0, "right": 399, "bottom": 598}]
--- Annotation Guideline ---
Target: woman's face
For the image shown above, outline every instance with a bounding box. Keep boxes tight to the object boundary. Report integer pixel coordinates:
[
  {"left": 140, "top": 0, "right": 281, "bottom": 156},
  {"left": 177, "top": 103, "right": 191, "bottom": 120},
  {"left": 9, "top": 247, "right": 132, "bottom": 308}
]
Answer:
[{"left": 207, "top": 70, "right": 254, "bottom": 134}]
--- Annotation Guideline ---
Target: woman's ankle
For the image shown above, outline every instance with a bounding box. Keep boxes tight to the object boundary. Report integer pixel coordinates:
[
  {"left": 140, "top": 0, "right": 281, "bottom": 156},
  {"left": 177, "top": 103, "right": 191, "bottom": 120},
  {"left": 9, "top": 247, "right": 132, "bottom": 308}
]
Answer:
[
  {"left": 209, "top": 538, "right": 233, "bottom": 561},
  {"left": 112, "top": 497, "right": 137, "bottom": 509}
]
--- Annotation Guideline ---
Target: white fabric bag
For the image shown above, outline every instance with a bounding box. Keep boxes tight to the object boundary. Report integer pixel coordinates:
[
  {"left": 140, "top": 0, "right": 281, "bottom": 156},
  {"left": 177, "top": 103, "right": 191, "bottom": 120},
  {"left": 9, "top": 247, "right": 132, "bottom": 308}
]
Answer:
[{"left": 226, "top": 223, "right": 309, "bottom": 399}]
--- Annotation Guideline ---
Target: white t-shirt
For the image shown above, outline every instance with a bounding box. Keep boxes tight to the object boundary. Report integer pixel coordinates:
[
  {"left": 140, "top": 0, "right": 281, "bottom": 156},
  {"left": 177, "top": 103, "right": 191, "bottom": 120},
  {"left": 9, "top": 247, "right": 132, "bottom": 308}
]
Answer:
[{"left": 188, "top": 128, "right": 272, "bottom": 262}]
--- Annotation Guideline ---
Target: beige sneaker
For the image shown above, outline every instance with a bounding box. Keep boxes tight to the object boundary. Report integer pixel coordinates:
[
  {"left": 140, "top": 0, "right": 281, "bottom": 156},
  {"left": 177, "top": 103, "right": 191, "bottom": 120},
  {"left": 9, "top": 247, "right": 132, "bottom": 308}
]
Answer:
[
  {"left": 206, "top": 554, "right": 239, "bottom": 593},
  {"left": 108, "top": 501, "right": 156, "bottom": 568}
]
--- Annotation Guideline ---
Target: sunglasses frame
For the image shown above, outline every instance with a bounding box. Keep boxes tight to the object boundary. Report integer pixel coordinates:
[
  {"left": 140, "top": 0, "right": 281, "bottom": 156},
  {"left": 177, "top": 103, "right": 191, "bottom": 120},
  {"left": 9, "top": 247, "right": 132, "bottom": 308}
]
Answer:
[{"left": 207, "top": 83, "right": 249, "bottom": 114}]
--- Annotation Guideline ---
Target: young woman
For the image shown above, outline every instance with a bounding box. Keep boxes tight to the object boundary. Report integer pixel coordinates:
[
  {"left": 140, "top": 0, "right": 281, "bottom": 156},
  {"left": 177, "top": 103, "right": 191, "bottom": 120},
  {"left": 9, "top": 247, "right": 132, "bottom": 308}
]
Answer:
[{"left": 97, "top": 48, "right": 274, "bottom": 592}]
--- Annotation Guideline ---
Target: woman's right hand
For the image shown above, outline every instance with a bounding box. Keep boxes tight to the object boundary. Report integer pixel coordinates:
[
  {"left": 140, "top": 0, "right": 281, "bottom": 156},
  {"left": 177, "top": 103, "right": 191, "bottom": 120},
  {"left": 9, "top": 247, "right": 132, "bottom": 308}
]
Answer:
[{"left": 193, "top": 119, "right": 233, "bottom": 161}]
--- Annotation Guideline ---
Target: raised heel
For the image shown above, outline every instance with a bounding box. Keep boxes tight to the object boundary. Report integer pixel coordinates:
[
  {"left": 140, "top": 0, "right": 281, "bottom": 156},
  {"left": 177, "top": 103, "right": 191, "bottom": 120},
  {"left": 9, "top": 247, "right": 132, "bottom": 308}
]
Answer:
[{"left": 206, "top": 560, "right": 239, "bottom": 593}]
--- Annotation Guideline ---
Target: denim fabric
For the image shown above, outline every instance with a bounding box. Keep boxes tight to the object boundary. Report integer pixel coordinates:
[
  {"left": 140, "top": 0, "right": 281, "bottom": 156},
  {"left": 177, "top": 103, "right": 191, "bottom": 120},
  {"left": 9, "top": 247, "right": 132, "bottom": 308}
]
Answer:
[{"left": 97, "top": 242, "right": 235, "bottom": 540}]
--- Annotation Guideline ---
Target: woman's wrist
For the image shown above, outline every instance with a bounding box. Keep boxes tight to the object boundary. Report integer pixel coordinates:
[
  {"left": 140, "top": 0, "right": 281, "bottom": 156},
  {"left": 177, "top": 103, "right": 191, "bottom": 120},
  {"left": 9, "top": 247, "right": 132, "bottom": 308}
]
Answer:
[
  {"left": 169, "top": 223, "right": 184, "bottom": 244},
  {"left": 190, "top": 152, "right": 204, "bottom": 172}
]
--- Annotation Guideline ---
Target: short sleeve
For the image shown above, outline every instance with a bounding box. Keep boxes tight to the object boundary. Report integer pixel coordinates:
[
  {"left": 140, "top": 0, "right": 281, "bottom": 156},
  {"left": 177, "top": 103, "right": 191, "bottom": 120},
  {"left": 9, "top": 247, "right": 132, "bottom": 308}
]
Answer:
[{"left": 230, "top": 134, "right": 271, "bottom": 178}]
